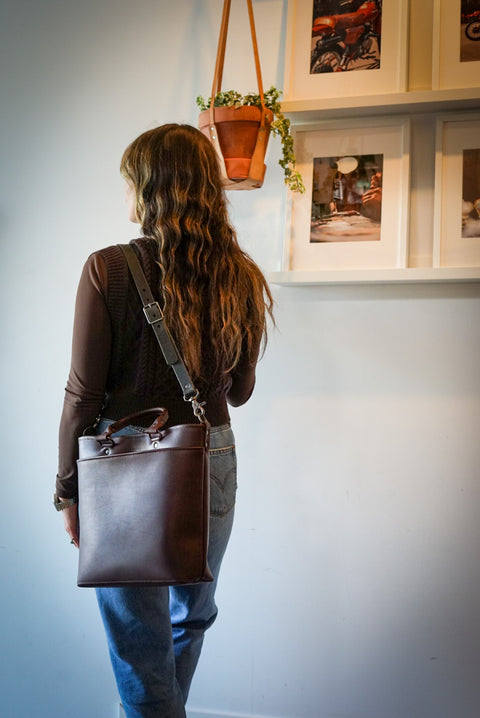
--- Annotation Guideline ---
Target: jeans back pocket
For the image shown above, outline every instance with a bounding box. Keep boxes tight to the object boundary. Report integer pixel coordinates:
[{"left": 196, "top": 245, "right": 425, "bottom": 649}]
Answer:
[{"left": 209, "top": 445, "right": 237, "bottom": 517}]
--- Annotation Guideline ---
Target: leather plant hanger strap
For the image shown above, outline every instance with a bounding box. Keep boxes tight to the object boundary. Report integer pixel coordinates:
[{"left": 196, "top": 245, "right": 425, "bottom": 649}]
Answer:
[
  {"left": 210, "top": 0, "right": 231, "bottom": 103},
  {"left": 118, "top": 244, "right": 206, "bottom": 422},
  {"left": 209, "top": 0, "right": 266, "bottom": 108},
  {"left": 208, "top": 0, "right": 270, "bottom": 187}
]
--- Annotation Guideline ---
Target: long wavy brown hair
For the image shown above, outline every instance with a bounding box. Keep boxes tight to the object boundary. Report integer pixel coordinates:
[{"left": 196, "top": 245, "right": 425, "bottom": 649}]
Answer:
[{"left": 120, "top": 123, "right": 274, "bottom": 381}]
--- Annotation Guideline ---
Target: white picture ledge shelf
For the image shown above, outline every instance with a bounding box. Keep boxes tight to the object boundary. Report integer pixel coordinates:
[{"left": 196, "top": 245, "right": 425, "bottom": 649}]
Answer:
[
  {"left": 269, "top": 267, "right": 480, "bottom": 286},
  {"left": 281, "top": 88, "right": 480, "bottom": 122}
]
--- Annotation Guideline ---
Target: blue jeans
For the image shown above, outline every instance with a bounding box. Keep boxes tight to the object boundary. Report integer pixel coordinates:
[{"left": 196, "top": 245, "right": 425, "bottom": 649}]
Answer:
[{"left": 94, "top": 421, "right": 237, "bottom": 718}]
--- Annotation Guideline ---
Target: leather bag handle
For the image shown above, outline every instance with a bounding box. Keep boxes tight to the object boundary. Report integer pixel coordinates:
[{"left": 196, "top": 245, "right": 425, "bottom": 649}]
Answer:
[{"left": 99, "top": 408, "right": 169, "bottom": 440}]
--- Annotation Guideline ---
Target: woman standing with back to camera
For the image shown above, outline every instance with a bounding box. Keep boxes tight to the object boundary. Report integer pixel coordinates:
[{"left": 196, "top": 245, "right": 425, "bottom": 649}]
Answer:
[{"left": 54, "top": 124, "right": 273, "bottom": 717}]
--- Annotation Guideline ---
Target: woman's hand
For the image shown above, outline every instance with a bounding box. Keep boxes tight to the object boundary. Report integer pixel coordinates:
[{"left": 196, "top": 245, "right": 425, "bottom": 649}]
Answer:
[{"left": 60, "top": 501, "right": 79, "bottom": 548}]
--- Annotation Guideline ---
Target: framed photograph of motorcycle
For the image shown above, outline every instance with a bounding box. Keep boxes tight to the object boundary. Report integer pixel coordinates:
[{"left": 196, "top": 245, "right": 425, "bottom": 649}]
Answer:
[
  {"left": 432, "top": 0, "right": 480, "bottom": 89},
  {"left": 433, "top": 115, "right": 480, "bottom": 268},
  {"left": 283, "top": 117, "right": 410, "bottom": 272},
  {"left": 283, "top": 0, "right": 408, "bottom": 101}
]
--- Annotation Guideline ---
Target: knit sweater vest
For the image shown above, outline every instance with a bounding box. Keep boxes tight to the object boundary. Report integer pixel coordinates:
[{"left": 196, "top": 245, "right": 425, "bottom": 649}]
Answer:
[{"left": 98, "top": 239, "right": 230, "bottom": 428}]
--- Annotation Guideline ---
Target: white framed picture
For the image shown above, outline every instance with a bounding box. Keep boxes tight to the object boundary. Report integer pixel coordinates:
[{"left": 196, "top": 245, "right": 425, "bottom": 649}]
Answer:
[
  {"left": 433, "top": 114, "right": 480, "bottom": 268},
  {"left": 432, "top": 0, "right": 480, "bottom": 89},
  {"left": 283, "top": 117, "right": 410, "bottom": 272},
  {"left": 283, "top": 0, "right": 408, "bottom": 101}
]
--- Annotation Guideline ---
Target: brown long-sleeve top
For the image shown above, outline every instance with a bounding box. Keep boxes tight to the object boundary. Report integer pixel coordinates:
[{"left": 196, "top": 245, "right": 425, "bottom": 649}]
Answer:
[{"left": 56, "top": 238, "right": 258, "bottom": 499}]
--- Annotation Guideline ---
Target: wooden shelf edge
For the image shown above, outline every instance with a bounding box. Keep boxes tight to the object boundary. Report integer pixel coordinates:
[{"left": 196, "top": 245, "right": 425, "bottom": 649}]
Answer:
[{"left": 269, "top": 267, "right": 480, "bottom": 286}]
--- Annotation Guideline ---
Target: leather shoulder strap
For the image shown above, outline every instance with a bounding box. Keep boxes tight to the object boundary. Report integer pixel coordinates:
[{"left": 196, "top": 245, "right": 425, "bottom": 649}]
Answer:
[{"left": 118, "top": 244, "right": 206, "bottom": 421}]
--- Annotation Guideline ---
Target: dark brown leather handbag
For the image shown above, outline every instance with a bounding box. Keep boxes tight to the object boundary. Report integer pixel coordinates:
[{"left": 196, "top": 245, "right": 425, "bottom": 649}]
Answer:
[{"left": 76, "top": 244, "right": 213, "bottom": 587}]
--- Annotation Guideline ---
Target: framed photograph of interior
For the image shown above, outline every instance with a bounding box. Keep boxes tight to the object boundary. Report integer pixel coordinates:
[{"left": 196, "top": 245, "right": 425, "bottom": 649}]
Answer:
[
  {"left": 283, "top": 0, "right": 408, "bottom": 101},
  {"left": 283, "top": 117, "right": 410, "bottom": 272},
  {"left": 432, "top": 0, "right": 480, "bottom": 89},
  {"left": 433, "top": 114, "right": 480, "bottom": 268}
]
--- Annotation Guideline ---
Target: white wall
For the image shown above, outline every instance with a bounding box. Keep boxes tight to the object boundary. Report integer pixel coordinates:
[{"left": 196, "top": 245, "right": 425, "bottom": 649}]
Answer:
[{"left": 1, "top": 2, "right": 479, "bottom": 717}]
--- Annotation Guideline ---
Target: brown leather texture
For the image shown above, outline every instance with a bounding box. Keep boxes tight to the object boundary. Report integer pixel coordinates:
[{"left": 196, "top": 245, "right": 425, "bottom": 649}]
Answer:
[{"left": 77, "top": 410, "right": 213, "bottom": 587}]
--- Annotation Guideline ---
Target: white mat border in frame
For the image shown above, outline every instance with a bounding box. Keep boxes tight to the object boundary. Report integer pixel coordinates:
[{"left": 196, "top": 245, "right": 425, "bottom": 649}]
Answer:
[
  {"left": 283, "top": 0, "right": 408, "bottom": 101},
  {"left": 432, "top": 0, "right": 480, "bottom": 91},
  {"left": 433, "top": 112, "right": 480, "bottom": 268},
  {"left": 283, "top": 116, "right": 410, "bottom": 273}
]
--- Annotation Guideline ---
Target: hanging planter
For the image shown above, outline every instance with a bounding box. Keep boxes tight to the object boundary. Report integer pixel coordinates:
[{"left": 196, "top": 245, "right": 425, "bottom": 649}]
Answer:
[
  {"left": 198, "top": 104, "right": 273, "bottom": 186},
  {"left": 197, "top": 88, "right": 304, "bottom": 193},
  {"left": 198, "top": 0, "right": 303, "bottom": 192}
]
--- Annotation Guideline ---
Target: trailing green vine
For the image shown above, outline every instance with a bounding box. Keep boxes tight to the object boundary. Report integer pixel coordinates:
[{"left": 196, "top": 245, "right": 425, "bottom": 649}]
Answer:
[{"left": 196, "top": 86, "right": 305, "bottom": 193}]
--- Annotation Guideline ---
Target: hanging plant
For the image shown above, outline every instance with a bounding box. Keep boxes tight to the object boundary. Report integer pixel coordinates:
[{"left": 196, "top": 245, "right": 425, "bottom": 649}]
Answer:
[{"left": 196, "top": 86, "right": 305, "bottom": 193}]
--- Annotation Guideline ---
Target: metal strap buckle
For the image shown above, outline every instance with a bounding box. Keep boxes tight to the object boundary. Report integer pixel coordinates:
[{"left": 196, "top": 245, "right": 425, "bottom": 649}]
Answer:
[
  {"left": 191, "top": 395, "right": 207, "bottom": 423},
  {"left": 143, "top": 302, "right": 163, "bottom": 325}
]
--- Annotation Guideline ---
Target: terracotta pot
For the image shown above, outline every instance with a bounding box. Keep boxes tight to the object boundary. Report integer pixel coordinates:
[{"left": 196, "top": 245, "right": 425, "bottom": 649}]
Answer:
[{"left": 199, "top": 105, "right": 273, "bottom": 182}]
